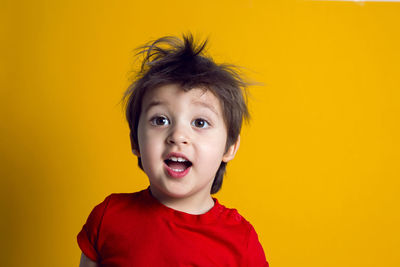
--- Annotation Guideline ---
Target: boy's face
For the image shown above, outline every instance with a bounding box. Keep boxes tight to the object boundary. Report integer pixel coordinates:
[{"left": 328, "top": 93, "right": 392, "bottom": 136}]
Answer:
[{"left": 134, "top": 84, "right": 239, "bottom": 206}]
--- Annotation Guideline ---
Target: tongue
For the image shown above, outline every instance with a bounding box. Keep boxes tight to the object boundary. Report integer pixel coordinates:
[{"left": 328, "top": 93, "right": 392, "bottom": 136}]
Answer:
[{"left": 167, "top": 162, "right": 187, "bottom": 171}]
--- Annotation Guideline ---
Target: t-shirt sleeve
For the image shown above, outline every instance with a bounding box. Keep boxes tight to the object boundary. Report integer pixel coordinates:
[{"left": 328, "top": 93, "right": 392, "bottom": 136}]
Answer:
[
  {"left": 245, "top": 224, "right": 269, "bottom": 267},
  {"left": 77, "top": 195, "right": 112, "bottom": 262}
]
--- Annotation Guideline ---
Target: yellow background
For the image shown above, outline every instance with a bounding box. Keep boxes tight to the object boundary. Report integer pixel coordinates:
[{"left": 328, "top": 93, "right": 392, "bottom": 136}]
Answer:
[{"left": 1, "top": 0, "right": 399, "bottom": 266}]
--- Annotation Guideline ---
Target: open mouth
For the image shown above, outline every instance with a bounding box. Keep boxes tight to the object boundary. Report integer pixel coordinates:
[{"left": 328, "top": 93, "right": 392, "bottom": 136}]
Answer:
[{"left": 164, "top": 156, "right": 192, "bottom": 173}]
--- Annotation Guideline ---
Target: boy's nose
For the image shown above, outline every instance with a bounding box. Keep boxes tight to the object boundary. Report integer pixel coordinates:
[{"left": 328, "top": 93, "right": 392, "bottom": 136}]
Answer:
[{"left": 166, "top": 127, "right": 189, "bottom": 146}]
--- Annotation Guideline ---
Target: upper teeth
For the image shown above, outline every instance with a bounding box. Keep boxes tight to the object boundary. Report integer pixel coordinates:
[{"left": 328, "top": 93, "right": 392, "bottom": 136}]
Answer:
[{"left": 169, "top": 157, "right": 187, "bottom": 162}]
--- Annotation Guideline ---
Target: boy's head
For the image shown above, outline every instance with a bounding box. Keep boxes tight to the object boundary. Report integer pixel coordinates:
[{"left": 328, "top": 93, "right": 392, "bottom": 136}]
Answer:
[{"left": 123, "top": 34, "right": 249, "bottom": 194}]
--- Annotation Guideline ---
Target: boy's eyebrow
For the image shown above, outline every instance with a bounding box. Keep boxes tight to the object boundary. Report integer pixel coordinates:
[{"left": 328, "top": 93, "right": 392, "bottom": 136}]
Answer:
[
  {"left": 144, "top": 99, "right": 219, "bottom": 116},
  {"left": 191, "top": 100, "right": 219, "bottom": 116},
  {"left": 144, "top": 100, "right": 165, "bottom": 113}
]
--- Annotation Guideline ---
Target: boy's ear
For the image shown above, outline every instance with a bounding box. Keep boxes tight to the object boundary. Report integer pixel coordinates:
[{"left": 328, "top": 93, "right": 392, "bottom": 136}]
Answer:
[
  {"left": 130, "top": 132, "right": 141, "bottom": 157},
  {"left": 222, "top": 135, "right": 240, "bottom": 163}
]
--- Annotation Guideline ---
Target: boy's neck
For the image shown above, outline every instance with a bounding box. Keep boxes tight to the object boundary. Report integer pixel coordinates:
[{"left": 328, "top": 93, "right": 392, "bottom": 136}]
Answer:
[{"left": 149, "top": 187, "right": 215, "bottom": 215}]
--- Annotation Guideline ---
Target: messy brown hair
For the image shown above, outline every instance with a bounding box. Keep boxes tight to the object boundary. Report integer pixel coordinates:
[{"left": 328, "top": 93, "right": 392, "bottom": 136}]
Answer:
[{"left": 122, "top": 33, "right": 250, "bottom": 194}]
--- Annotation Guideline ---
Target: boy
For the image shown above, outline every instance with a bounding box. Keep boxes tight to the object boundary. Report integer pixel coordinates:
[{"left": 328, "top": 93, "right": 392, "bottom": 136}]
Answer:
[{"left": 78, "top": 34, "right": 269, "bottom": 266}]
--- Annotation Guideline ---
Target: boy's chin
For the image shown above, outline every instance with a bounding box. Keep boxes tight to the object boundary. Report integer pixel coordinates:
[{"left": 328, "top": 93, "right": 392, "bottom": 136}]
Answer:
[
  {"left": 152, "top": 183, "right": 208, "bottom": 200},
  {"left": 159, "top": 186, "right": 195, "bottom": 199}
]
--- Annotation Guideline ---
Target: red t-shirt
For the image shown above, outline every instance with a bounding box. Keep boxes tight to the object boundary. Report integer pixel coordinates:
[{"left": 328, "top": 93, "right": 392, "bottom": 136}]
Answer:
[{"left": 77, "top": 188, "right": 268, "bottom": 266}]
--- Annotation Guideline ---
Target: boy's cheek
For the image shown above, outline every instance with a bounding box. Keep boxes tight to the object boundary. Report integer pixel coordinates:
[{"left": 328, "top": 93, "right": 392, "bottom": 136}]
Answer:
[{"left": 140, "top": 137, "right": 164, "bottom": 159}]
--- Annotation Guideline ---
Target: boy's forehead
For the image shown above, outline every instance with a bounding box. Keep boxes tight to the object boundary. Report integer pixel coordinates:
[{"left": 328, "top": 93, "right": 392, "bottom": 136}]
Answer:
[{"left": 142, "top": 84, "right": 223, "bottom": 113}]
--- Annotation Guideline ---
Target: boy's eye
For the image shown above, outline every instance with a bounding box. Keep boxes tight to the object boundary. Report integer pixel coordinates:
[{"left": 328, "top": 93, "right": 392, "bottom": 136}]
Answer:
[
  {"left": 150, "top": 116, "right": 170, "bottom": 126},
  {"left": 192, "top": 119, "right": 209, "bottom": 128}
]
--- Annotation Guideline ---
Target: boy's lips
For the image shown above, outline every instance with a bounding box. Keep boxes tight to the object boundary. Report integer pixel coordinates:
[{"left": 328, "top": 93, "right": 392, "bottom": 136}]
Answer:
[{"left": 163, "top": 152, "right": 192, "bottom": 178}]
